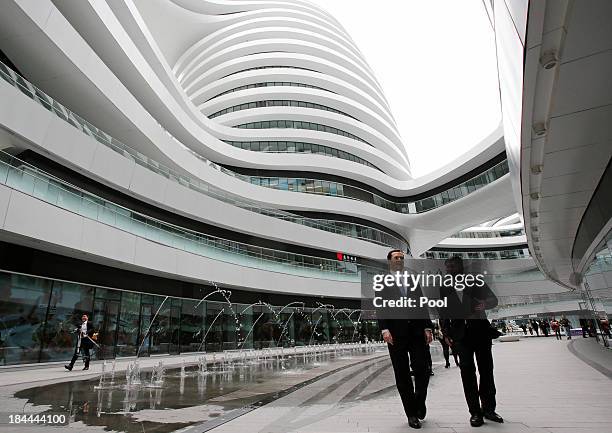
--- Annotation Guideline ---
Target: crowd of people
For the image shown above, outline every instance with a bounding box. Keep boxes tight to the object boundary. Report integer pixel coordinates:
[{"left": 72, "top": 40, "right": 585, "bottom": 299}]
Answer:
[{"left": 499, "top": 316, "right": 611, "bottom": 341}]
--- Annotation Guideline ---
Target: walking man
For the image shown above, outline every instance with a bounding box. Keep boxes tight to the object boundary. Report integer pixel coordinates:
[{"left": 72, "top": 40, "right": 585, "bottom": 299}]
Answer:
[
  {"left": 560, "top": 315, "right": 572, "bottom": 340},
  {"left": 378, "top": 249, "right": 433, "bottom": 429},
  {"left": 551, "top": 318, "right": 562, "bottom": 340},
  {"left": 65, "top": 314, "right": 95, "bottom": 371},
  {"left": 440, "top": 256, "right": 504, "bottom": 427}
]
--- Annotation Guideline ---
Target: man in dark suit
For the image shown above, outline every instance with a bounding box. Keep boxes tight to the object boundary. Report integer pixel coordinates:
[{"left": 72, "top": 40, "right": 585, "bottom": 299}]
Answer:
[
  {"left": 440, "top": 256, "right": 503, "bottom": 427},
  {"left": 65, "top": 313, "right": 95, "bottom": 371},
  {"left": 378, "top": 249, "right": 433, "bottom": 429}
]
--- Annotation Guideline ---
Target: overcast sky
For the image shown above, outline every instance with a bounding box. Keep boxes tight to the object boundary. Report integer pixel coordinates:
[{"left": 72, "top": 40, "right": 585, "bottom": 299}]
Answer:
[{"left": 307, "top": 0, "right": 501, "bottom": 177}]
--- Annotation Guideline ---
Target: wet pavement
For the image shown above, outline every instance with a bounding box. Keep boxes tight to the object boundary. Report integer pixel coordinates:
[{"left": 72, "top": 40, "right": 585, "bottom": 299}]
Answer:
[{"left": 0, "top": 345, "right": 391, "bottom": 432}]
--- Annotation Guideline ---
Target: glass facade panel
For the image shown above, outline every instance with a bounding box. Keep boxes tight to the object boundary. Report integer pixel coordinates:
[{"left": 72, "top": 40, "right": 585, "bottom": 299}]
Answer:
[
  {"left": 116, "top": 291, "right": 141, "bottom": 357},
  {"left": 42, "top": 281, "right": 95, "bottom": 363},
  {"left": 0, "top": 271, "right": 381, "bottom": 365}
]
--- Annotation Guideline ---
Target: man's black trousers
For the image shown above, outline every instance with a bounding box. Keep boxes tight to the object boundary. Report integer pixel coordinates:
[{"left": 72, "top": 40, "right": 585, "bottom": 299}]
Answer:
[
  {"left": 387, "top": 337, "right": 429, "bottom": 418},
  {"left": 68, "top": 343, "right": 90, "bottom": 368},
  {"left": 454, "top": 337, "right": 496, "bottom": 415}
]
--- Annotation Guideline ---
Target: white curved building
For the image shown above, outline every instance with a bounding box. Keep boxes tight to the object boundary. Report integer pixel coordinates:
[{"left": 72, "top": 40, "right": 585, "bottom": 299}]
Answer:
[{"left": 0, "top": 0, "right": 535, "bottom": 363}]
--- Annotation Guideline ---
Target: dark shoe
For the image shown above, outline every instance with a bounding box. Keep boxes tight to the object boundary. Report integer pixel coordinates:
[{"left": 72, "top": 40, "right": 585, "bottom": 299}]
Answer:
[
  {"left": 64, "top": 365, "right": 73, "bottom": 371},
  {"left": 470, "top": 414, "right": 484, "bottom": 427},
  {"left": 416, "top": 406, "right": 426, "bottom": 420},
  {"left": 408, "top": 416, "right": 421, "bottom": 429},
  {"left": 484, "top": 411, "right": 503, "bottom": 423},
  {"left": 82, "top": 366, "right": 89, "bottom": 371},
  {"left": 445, "top": 363, "right": 450, "bottom": 368}
]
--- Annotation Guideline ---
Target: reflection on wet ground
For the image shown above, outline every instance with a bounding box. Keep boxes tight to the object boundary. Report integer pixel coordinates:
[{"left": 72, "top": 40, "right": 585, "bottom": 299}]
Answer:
[{"left": 14, "top": 346, "right": 388, "bottom": 433}]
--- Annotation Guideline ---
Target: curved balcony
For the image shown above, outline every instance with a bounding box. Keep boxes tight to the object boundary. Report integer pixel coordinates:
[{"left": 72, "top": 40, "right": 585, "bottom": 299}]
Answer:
[
  {"left": 235, "top": 120, "right": 370, "bottom": 145},
  {"left": 222, "top": 140, "right": 380, "bottom": 171},
  {"left": 423, "top": 247, "right": 530, "bottom": 260},
  {"left": 241, "top": 159, "right": 509, "bottom": 214},
  {"left": 0, "top": 61, "right": 405, "bottom": 250},
  {"left": 0, "top": 152, "right": 360, "bottom": 281},
  {"left": 209, "top": 100, "right": 356, "bottom": 121},
  {"left": 207, "top": 81, "right": 332, "bottom": 101}
]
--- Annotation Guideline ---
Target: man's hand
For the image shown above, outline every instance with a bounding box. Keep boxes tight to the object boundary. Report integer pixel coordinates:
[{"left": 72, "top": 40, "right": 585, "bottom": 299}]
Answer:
[
  {"left": 424, "top": 329, "right": 433, "bottom": 345},
  {"left": 382, "top": 329, "right": 393, "bottom": 345},
  {"left": 444, "top": 336, "right": 453, "bottom": 347}
]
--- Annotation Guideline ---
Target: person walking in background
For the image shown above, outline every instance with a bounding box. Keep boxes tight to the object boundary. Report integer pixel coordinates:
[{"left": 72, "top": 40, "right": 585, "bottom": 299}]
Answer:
[
  {"left": 541, "top": 320, "right": 549, "bottom": 337},
  {"left": 579, "top": 319, "right": 589, "bottom": 338},
  {"left": 528, "top": 323, "right": 533, "bottom": 335},
  {"left": 435, "top": 323, "right": 459, "bottom": 368},
  {"left": 532, "top": 320, "right": 540, "bottom": 336},
  {"left": 600, "top": 317, "right": 610, "bottom": 339},
  {"left": 551, "top": 318, "right": 562, "bottom": 340},
  {"left": 520, "top": 323, "right": 527, "bottom": 335},
  {"left": 65, "top": 313, "right": 95, "bottom": 371},
  {"left": 588, "top": 320, "right": 597, "bottom": 338},
  {"left": 560, "top": 316, "right": 572, "bottom": 340}
]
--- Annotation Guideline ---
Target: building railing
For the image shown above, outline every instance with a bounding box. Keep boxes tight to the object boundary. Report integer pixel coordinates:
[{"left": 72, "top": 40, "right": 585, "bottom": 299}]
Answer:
[
  {"left": 241, "top": 159, "right": 509, "bottom": 214},
  {"left": 422, "top": 248, "right": 530, "bottom": 260},
  {"left": 0, "top": 151, "right": 360, "bottom": 281},
  {"left": 450, "top": 228, "right": 525, "bottom": 238},
  {"left": 0, "top": 61, "right": 407, "bottom": 251}
]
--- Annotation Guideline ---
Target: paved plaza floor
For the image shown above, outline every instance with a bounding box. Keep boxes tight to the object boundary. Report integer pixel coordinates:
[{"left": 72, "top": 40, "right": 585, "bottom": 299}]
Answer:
[{"left": 0, "top": 338, "right": 610, "bottom": 433}]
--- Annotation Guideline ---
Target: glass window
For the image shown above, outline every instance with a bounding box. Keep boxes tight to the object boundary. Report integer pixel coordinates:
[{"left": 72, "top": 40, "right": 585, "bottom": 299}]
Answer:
[
  {"left": 0, "top": 273, "right": 53, "bottom": 364},
  {"left": 116, "top": 291, "right": 141, "bottom": 357},
  {"left": 45, "top": 280, "right": 95, "bottom": 362}
]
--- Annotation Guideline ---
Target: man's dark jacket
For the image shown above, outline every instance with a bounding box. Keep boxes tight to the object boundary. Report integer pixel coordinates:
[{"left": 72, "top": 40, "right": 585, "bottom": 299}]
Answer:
[
  {"left": 376, "top": 280, "right": 433, "bottom": 338},
  {"left": 440, "top": 282, "right": 498, "bottom": 341}
]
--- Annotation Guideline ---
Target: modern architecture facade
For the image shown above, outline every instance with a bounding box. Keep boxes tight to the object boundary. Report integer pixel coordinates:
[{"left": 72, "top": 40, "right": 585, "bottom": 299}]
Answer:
[{"left": 0, "top": 0, "right": 609, "bottom": 365}]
